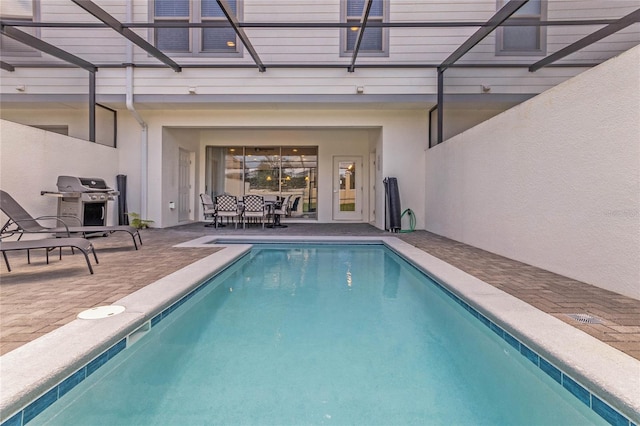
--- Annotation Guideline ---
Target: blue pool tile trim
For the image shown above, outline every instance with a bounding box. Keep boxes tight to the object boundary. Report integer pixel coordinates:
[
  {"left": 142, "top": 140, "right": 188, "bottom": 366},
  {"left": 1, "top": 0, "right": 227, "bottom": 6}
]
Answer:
[
  {"left": 539, "top": 358, "right": 562, "bottom": 384},
  {"left": 2, "top": 337, "right": 126, "bottom": 426},
  {"left": 3, "top": 248, "right": 636, "bottom": 426},
  {"left": 85, "top": 351, "right": 109, "bottom": 377},
  {"left": 0, "top": 284, "right": 211, "bottom": 426},
  {"left": 151, "top": 279, "right": 208, "bottom": 328},
  {"left": 57, "top": 369, "right": 85, "bottom": 399},
  {"left": 413, "top": 259, "right": 636, "bottom": 426},
  {"left": 520, "top": 344, "right": 540, "bottom": 366},
  {"left": 564, "top": 375, "right": 591, "bottom": 407},
  {"left": 593, "top": 396, "right": 631, "bottom": 426},
  {"left": 0, "top": 258, "right": 237, "bottom": 426},
  {"left": 2, "top": 413, "right": 21, "bottom": 426},
  {"left": 22, "top": 389, "right": 57, "bottom": 425}
]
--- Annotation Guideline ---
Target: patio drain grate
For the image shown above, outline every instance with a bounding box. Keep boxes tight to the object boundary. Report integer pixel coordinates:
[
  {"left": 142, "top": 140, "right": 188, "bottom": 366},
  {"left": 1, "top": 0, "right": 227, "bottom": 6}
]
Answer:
[{"left": 566, "top": 313, "right": 603, "bottom": 324}]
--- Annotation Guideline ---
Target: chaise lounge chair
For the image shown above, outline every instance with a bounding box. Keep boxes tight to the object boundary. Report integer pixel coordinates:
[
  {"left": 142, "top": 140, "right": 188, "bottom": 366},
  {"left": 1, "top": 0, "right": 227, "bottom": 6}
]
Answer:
[
  {"left": 0, "top": 190, "right": 142, "bottom": 250},
  {"left": 1, "top": 237, "right": 99, "bottom": 274}
]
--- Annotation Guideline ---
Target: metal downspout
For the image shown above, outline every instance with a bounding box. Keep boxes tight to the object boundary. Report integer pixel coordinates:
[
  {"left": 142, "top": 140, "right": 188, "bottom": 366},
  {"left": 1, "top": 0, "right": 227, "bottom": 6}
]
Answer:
[{"left": 125, "top": 0, "right": 148, "bottom": 220}]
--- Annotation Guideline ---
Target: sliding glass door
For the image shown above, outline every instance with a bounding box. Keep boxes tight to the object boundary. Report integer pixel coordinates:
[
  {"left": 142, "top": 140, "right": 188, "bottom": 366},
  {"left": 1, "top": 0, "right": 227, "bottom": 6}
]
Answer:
[
  {"left": 281, "top": 147, "right": 317, "bottom": 217},
  {"left": 205, "top": 146, "right": 318, "bottom": 219}
]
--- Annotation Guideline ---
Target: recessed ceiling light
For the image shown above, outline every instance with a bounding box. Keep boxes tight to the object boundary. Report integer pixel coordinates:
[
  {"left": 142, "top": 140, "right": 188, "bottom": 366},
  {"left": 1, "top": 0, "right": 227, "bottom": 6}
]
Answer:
[{"left": 227, "top": 41, "right": 236, "bottom": 47}]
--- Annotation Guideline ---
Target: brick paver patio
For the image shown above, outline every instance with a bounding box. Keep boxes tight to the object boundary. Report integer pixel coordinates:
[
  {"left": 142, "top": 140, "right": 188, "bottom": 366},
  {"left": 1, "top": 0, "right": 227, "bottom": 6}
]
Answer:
[{"left": 1, "top": 223, "right": 639, "bottom": 360}]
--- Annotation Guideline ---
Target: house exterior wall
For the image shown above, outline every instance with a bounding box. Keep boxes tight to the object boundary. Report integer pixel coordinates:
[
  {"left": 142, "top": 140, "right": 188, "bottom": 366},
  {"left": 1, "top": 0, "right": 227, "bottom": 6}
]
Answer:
[
  {"left": 122, "top": 108, "right": 427, "bottom": 229},
  {"left": 3, "top": 1, "right": 638, "bottom": 65},
  {"left": 1, "top": 1, "right": 638, "bottom": 99},
  {"left": 424, "top": 45, "right": 640, "bottom": 299},
  {"left": 0, "top": 119, "right": 120, "bottom": 226}
]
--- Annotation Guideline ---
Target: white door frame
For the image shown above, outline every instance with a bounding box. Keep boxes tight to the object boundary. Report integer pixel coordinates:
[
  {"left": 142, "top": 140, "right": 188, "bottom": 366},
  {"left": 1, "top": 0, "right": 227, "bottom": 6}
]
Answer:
[
  {"left": 333, "top": 156, "right": 363, "bottom": 221},
  {"left": 178, "top": 148, "right": 193, "bottom": 222},
  {"left": 369, "top": 152, "right": 376, "bottom": 224}
]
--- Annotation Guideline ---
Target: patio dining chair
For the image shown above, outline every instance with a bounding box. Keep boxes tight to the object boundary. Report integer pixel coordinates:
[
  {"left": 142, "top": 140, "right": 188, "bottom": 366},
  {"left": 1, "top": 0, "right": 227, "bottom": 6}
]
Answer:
[
  {"left": 242, "top": 195, "right": 267, "bottom": 229},
  {"left": 270, "top": 195, "right": 292, "bottom": 228},
  {"left": 0, "top": 190, "right": 142, "bottom": 249},
  {"left": 274, "top": 194, "right": 292, "bottom": 218},
  {"left": 200, "top": 193, "right": 217, "bottom": 227},
  {"left": 290, "top": 195, "right": 303, "bottom": 217},
  {"left": 214, "top": 194, "right": 241, "bottom": 229}
]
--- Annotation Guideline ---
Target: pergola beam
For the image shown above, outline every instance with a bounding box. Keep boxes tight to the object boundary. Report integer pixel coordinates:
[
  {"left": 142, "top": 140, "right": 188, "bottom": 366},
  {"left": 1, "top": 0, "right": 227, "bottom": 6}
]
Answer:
[
  {"left": 529, "top": 8, "right": 640, "bottom": 72},
  {"left": 70, "top": 0, "right": 181, "bottom": 72},
  {"left": 0, "top": 18, "right": 625, "bottom": 29},
  {"left": 216, "top": 0, "right": 265, "bottom": 72},
  {"left": 436, "top": 0, "right": 529, "bottom": 145},
  {"left": 440, "top": 0, "right": 529, "bottom": 72},
  {"left": 0, "top": 25, "right": 97, "bottom": 72},
  {"left": 348, "top": 0, "right": 373, "bottom": 73}
]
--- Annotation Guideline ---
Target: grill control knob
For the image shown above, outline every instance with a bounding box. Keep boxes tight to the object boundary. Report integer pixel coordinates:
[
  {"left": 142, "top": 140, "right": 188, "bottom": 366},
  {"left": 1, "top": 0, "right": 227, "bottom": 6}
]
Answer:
[{"left": 90, "top": 195, "right": 97, "bottom": 200}]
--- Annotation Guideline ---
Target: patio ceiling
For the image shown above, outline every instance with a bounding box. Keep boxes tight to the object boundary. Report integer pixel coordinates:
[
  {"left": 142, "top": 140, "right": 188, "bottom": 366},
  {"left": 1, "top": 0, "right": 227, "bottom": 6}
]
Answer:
[{"left": 1, "top": 0, "right": 638, "bottom": 73}]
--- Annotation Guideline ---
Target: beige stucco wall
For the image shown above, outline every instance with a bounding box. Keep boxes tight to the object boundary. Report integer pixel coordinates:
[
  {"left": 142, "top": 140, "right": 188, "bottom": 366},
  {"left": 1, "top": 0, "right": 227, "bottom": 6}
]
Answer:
[
  {"left": 0, "top": 120, "right": 120, "bottom": 227},
  {"left": 424, "top": 45, "right": 640, "bottom": 299}
]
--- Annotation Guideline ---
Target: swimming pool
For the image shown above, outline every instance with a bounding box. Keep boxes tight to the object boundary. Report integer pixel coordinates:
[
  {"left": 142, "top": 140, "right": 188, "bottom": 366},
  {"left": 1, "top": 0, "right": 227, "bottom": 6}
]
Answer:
[{"left": 1, "top": 238, "right": 638, "bottom": 425}]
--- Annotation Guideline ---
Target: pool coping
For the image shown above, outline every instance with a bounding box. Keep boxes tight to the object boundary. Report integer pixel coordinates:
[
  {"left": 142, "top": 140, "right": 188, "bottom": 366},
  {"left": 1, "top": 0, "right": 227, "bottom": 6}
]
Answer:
[{"left": 1, "top": 236, "right": 638, "bottom": 425}]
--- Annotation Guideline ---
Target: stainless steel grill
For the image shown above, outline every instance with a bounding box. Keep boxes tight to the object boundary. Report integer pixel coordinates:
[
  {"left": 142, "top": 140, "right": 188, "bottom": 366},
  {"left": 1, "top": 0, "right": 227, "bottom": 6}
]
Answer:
[{"left": 42, "top": 176, "right": 119, "bottom": 226}]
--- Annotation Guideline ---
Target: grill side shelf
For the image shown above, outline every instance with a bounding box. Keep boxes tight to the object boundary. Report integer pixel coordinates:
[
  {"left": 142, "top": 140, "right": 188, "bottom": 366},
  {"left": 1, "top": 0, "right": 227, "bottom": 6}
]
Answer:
[{"left": 41, "top": 191, "right": 82, "bottom": 198}]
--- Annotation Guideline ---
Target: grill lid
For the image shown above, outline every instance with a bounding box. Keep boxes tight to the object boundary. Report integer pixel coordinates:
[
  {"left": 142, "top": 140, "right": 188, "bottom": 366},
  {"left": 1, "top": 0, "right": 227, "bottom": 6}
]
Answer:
[
  {"left": 57, "top": 176, "right": 113, "bottom": 192},
  {"left": 79, "top": 177, "right": 109, "bottom": 190}
]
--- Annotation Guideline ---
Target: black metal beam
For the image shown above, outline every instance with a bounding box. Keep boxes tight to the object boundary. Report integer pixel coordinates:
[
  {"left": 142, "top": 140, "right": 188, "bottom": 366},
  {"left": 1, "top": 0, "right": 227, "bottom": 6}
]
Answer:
[
  {"left": 529, "top": 8, "right": 640, "bottom": 72},
  {"left": 216, "top": 0, "right": 265, "bottom": 72},
  {"left": 440, "top": 0, "right": 529, "bottom": 72},
  {"left": 0, "top": 25, "right": 97, "bottom": 72},
  {"left": 348, "top": 0, "right": 373, "bottom": 73},
  {"left": 1, "top": 61, "right": 603, "bottom": 70},
  {"left": 1, "top": 61, "right": 15, "bottom": 72},
  {"left": 2, "top": 18, "right": 624, "bottom": 29},
  {"left": 437, "top": 68, "right": 444, "bottom": 144},
  {"left": 70, "top": 0, "right": 181, "bottom": 72},
  {"left": 89, "top": 71, "right": 96, "bottom": 142}
]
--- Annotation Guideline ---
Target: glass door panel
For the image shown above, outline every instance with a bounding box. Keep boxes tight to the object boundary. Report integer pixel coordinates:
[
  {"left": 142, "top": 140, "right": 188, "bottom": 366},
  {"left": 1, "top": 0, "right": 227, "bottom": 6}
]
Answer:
[
  {"left": 244, "top": 147, "right": 280, "bottom": 199},
  {"left": 333, "top": 156, "right": 362, "bottom": 220},
  {"left": 282, "top": 147, "right": 317, "bottom": 218},
  {"left": 224, "top": 147, "right": 244, "bottom": 196}
]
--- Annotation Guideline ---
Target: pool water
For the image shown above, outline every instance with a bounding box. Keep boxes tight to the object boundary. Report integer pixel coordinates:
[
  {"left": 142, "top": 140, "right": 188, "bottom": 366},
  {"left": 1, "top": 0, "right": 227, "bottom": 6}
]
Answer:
[{"left": 33, "top": 245, "right": 605, "bottom": 425}]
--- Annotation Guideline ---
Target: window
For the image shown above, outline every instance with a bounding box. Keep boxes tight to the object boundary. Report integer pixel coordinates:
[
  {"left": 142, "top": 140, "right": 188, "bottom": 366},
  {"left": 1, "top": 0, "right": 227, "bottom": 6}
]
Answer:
[
  {"left": 152, "top": 0, "right": 239, "bottom": 56},
  {"left": 0, "top": 0, "right": 40, "bottom": 57},
  {"left": 205, "top": 146, "right": 318, "bottom": 219},
  {"left": 342, "top": 0, "right": 388, "bottom": 56},
  {"left": 201, "top": 0, "right": 238, "bottom": 52},
  {"left": 496, "top": 0, "right": 547, "bottom": 56}
]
